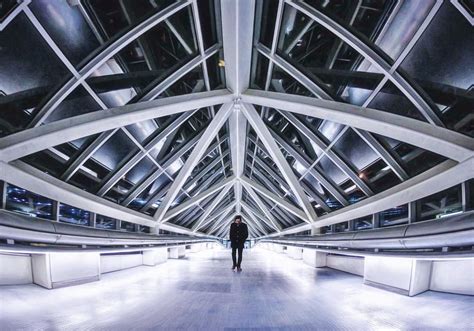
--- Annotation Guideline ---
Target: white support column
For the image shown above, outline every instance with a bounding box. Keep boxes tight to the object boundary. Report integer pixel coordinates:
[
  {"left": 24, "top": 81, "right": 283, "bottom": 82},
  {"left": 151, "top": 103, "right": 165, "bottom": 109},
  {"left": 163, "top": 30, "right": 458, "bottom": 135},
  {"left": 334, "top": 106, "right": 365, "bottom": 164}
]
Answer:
[
  {"left": 221, "top": 0, "right": 255, "bottom": 95},
  {"left": 154, "top": 103, "right": 234, "bottom": 223},
  {"left": 229, "top": 106, "right": 247, "bottom": 211},
  {"left": 364, "top": 256, "right": 433, "bottom": 296}
]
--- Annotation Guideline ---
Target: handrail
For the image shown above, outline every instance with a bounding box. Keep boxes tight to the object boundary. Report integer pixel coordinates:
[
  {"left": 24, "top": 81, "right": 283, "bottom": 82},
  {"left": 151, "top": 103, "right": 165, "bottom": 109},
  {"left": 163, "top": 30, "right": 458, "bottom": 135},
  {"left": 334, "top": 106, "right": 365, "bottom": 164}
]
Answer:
[
  {"left": 258, "top": 211, "right": 474, "bottom": 250},
  {"left": 0, "top": 210, "right": 218, "bottom": 246}
]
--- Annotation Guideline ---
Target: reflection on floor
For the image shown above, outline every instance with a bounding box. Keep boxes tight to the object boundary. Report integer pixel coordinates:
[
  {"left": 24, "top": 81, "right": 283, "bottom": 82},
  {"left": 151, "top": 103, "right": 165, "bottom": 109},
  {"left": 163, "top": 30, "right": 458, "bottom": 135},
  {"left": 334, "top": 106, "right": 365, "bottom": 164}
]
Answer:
[{"left": 1, "top": 247, "right": 473, "bottom": 330}]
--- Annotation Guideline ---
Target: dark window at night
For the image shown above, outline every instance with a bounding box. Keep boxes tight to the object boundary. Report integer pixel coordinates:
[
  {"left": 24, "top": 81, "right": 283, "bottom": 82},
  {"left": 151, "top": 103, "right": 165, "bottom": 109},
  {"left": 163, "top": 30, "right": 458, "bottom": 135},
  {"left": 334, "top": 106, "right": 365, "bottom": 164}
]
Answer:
[
  {"left": 96, "top": 214, "right": 117, "bottom": 230},
  {"left": 5, "top": 184, "right": 54, "bottom": 220},
  {"left": 417, "top": 185, "right": 462, "bottom": 221},
  {"left": 379, "top": 205, "right": 408, "bottom": 227},
  {"left": 59, "top": 203, "right": 91, "bottom": 226}
]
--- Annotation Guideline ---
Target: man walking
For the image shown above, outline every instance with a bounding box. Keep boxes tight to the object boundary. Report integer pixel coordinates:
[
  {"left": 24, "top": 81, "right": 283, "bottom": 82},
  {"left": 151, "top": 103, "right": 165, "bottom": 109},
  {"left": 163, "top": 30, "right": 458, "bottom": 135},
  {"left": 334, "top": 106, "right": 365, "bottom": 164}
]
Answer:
[{"left": 229, "top": 215, "right": 248, "bottom": 272}]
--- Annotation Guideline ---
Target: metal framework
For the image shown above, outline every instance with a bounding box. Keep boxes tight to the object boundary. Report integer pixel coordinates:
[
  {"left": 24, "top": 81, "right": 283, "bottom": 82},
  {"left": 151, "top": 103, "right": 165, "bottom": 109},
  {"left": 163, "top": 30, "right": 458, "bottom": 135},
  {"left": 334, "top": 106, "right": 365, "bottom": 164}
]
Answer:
[{"left": 0, "top": 0, "right": 472, "bottom": 239}]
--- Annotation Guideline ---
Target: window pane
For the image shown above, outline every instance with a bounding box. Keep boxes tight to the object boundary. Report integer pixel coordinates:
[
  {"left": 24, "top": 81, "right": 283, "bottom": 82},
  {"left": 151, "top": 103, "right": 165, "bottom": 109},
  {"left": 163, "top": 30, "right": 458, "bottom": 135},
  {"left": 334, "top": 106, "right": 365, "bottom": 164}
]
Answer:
[
  {"left": 417, "top": 185, "right": 462, "bottom": 221},
  {"left": 353, "top": 215, "right": 373, "bottom": 230},
  {"left": 277, "top": 4, "right": 385, "bottom": 104},
  {"left": 400, "top": 1, "right": 474, "bottom": 137},
  {"left": 30, "top": 0, "right": 101, "bottom": 66},
  {"left": 96, "top": 214, "right": 117, "bottom": 230},
  {"left": 121, "top": 221, "right": 135, "bottom": 232},
  {"left": 379, "top": 205, "right": 408, "bottom": 227},
  {"left": 0, "top": 13, "right": 70, "bottom": 136},
  {"left": 59, "top": 203, "right": 91, "bottom": 226},
  {"left": 5, "top": 184, "right": 54, "bottom": 220}
]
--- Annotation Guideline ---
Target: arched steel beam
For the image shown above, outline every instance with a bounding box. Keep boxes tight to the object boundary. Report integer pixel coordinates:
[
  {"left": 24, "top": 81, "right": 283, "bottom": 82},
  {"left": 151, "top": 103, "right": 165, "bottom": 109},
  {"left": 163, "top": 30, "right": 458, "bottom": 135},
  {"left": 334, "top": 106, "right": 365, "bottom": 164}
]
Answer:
[
  {"left": 27, "top": 0, "right": 192, "bottom": 127},
  {"left": 192, "top": 184, "right": 233, "bottom": 232},
  {"left": 196, "top": 202, "right": 236, "bottom": 233},
  {"left": 261, "top": 157, "right": 474, "bottom": 238},
  {"left": 154, "top": 103, "right": 234, "bottom": 222},
  {"left": 0, "top": 90, "right": 232, "bottom": 162},
  {"left": 0, "top": 161, "right": 213, "bottom": 237},
  {"left": 241, "top": 176, "right": 307, "bottom": 222},
  {"left": 242, "top": 90, "right": 474, "bottom": 162},
  {"left": 286, "top": 0, "right": 444, "bottom": 126},
  {"left": 242, "top": 103, "right": 317, "bottom": 223},
  {"left": 279, "top": 110, "right": 374, "bottom": 196}
]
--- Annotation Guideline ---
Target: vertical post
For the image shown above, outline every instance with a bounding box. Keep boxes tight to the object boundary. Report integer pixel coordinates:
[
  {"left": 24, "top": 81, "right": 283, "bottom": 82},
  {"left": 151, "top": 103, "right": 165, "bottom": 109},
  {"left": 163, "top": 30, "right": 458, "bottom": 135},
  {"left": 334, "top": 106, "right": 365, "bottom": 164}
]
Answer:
[
  {"left": 134, "top": 224, "right": 140, "bottom": 232},
  {"left": 330, "top": 224, "right": 336, "bottom": 233},
  {"left": 408, "top": 201, "right": 417, "bottom": 223},
  {"left": 372, "top": 213, "right": 380, "bottom": 228},
  {"left": 51, "top": 201, "right": 60, "bottom": 222},
  {"left": 310, "top": 224, "right": 320, "bottom": 235},
  {"left": 0, "top": 180, "right": 7, "bottom": 210},
  {"left": 116, "top": 219, "right": 122, "bottom": 230},
  {"left": 461, "top": 181, "right": 471, "bottom": 212},
  {"left": 348, "top": 220, "right": 355, "bottom": 231},
  {"left": 89, "top": 212, "right": 96, "bottom": 228}
]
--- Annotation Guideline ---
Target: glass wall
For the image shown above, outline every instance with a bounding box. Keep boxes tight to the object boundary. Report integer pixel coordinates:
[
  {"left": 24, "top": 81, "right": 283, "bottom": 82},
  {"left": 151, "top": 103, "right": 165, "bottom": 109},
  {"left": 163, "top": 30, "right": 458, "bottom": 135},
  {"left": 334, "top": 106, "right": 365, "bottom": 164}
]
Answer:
[
  {"left": 59, "top": 203, "right": 91, "bottom": 226},
  {"left": 5, "top": 184, "right": 54, "bottom": 220}
]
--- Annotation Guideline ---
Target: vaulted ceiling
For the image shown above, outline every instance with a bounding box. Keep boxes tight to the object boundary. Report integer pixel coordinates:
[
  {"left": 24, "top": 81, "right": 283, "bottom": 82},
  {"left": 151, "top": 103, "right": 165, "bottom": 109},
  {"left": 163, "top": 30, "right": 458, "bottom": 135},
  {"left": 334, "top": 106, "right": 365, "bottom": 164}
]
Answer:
[{"left": 0, "top": 0, "right": 472, "bottom": 238}]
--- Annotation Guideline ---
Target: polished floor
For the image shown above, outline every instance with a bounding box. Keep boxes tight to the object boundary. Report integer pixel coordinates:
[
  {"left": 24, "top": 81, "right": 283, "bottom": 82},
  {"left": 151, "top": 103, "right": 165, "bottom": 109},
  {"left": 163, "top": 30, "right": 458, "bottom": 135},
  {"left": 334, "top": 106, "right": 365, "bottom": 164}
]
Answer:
[{"left": 1, "top": 247, "right": 473, "bottom": 330}]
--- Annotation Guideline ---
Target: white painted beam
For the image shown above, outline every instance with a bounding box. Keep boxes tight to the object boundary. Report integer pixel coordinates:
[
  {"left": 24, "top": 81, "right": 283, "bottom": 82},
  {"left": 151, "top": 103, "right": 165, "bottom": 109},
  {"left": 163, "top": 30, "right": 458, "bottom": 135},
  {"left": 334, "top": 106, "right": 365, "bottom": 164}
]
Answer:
[
  {"left": 161, "top": 176, "right": 235, "bottom": 223},
  {"left": 221, "top": 0, "right": 255, "bottom": 94},
  {"left": 241, "top": 90, "right": 474, "bottom": 162},
  {"left": 242, "top": 103, "right": 317, "bottom": 223},
  {"left": 0, "top": 90, "right": 232, "bottom": 162},
  {"left": 154, "top": 103, "right": 233, "bottom": 222},
  {"left": 262, "top": 157, "right": 474, "bottom": 237},
  {"left": 192, "top": 184, "right": 233, "bottom": 232}
]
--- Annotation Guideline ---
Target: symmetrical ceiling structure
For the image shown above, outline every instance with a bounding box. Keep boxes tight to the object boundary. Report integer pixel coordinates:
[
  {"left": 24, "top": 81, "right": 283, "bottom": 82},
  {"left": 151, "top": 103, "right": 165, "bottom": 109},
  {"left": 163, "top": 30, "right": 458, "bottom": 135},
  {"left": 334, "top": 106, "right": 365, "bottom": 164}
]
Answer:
[{"left": 0, "top": 0, "right": 473, "bottom": 239}]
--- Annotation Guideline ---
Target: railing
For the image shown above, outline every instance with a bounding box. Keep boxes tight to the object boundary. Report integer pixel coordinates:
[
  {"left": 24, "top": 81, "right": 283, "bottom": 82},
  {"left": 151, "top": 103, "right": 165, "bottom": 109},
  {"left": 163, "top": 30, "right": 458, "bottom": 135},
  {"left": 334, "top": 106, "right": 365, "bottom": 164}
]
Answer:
[
  {"left": 0, "top": 210, "right": 218, "bottom": 247},
  {"left": 258, "top": 211, "right": 474, "bottom": 251}
]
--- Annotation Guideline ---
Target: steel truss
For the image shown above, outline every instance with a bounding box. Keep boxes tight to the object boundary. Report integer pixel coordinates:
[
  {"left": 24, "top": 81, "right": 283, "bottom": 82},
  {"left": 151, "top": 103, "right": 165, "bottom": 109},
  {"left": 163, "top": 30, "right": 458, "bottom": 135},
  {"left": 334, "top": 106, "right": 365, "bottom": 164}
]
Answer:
[{"left": 0, "top": 0, "right": 472, "bottom": 239}]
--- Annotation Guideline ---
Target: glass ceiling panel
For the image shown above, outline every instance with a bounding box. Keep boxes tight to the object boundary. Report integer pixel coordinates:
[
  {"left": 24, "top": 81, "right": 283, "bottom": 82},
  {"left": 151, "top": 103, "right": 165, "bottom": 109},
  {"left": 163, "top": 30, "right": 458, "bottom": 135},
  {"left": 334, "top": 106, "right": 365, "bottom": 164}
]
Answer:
[
  {"left": 269, "top": 64, "right": 312, "bottom": 96},
  {"left": 373, "top": 134, "right": 447, "bottom": 178},
  {"left": 107, "top": 156, "right": 157, "bottom": 199},
  {"left": 197, "top": 0, "right": 220, "bottom": 50},
  {"left": 86, "top": 129, "right": 139, "bottom": 180},
  {"left": 276, "top": 4, "right": 385, "bottom": 105},
  {"left": 30, "top": 0, "right": 101, "bottom": 66},
  {"left": 399, "top": 1, "right": 474, "bottom": 137},
  {"left": 160, "top": 64, "right": 205, "bottom": 98},
  {"left": 303, "top": 0, "right": 398, "bottom": 59},
  {"left": 0, "top": 13, "right": 71, "bottom": 136},
  {"left": 128, "top": 172, "right": 171, "bottom": 212},
  {"left": 85, "top": 6, "right": 198, "bottom": 107},
  {"left": 82, "top": 0, "right": 175, "bottom": 46},
  {"left": 367, "top": 81, "right": 427, "bottom": 122},
  {"left": 250, "top": 51, "right": 270, "bottom": 90},
  {"left": 255, "top": 0, "right": 279, "bottom": 49},
  {"left": 302, "top": 173, "right": 343, "bottom": 211},
  {"left": 207, "top": 50, "right": 226, "bottom": 89},
  {"left": 45, "top": 85, "right": 102, "bottom": 123}
]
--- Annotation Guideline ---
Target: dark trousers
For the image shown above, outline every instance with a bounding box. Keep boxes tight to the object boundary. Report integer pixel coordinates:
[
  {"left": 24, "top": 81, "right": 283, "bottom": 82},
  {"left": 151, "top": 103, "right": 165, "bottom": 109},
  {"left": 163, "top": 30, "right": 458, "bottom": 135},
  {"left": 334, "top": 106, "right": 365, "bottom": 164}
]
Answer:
[{"left": 232, "top": 246, "right": 244, "bottom": 267}]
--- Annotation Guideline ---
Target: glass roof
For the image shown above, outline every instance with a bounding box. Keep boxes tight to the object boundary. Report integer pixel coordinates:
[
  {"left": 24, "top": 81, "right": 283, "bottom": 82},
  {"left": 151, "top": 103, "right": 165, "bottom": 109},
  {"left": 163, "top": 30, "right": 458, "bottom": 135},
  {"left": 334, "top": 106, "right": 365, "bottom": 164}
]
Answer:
[{"left": 0, "top": 0, "right": 472, "bottom": 238}]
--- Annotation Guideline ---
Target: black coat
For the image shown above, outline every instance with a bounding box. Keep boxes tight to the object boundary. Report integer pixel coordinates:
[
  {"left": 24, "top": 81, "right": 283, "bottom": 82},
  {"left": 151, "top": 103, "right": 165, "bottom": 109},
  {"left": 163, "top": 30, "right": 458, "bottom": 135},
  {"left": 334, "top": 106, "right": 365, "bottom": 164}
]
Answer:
[{"left": 229, "top": 222, "right": 248, "bottom": 248}]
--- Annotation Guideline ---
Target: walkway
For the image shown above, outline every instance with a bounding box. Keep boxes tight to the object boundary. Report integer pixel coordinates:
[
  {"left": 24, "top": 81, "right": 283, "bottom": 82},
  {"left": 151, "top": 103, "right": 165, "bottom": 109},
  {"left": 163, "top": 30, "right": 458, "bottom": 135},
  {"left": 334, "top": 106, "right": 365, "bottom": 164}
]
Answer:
[{"left": 1, "top": 247, "right": 473, "bottom": 330}]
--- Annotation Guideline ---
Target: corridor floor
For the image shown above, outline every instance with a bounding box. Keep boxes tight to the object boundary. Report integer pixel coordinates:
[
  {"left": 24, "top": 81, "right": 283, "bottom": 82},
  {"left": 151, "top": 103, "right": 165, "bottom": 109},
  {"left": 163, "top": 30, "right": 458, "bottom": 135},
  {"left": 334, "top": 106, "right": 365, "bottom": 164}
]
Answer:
[{"left": 1, "top": 247, "right": 473, "bottom": 330}]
